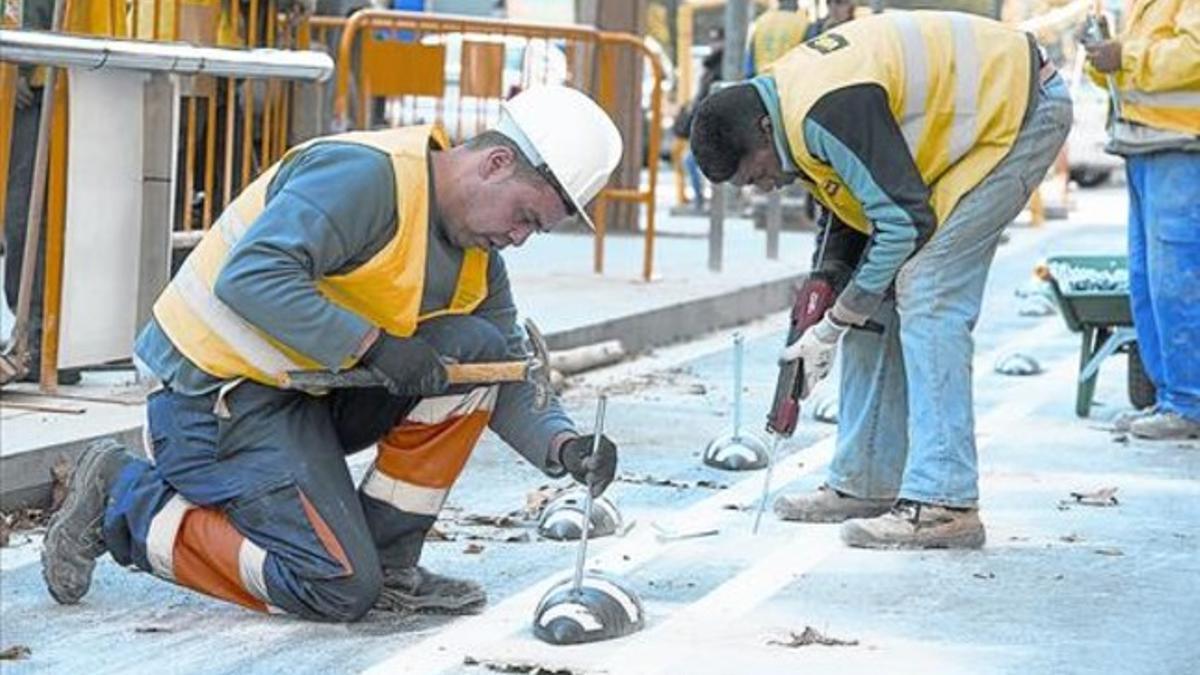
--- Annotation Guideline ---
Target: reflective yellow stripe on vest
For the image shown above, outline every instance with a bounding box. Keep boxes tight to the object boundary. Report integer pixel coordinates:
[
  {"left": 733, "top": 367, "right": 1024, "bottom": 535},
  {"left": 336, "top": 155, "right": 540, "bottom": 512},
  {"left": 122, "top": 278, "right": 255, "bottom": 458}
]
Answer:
[
  {"left": 772, "top": 12, "right": 1032, "bottom": 235},
  {"left": 153, "top": 125, "right": 490, "bottom": 386}
]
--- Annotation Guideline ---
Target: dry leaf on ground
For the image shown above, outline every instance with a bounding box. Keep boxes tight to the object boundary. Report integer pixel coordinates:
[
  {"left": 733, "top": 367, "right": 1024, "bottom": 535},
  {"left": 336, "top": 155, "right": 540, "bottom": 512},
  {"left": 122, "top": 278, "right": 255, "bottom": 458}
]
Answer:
[
  {"left": 462, "top": 655, "right": 577, "bottom": 674},
  {"left": 0, "top": 645, "right": 32, "bottom": 661},
  {"left": 49, "top": 456, "right": 73, "bottom": 513},
  {"left": 1065, "top": 486, "right": 1119, "bottom": 507},
  {"left": 768, "top": 626, "right": 859, "bottom": 648}
]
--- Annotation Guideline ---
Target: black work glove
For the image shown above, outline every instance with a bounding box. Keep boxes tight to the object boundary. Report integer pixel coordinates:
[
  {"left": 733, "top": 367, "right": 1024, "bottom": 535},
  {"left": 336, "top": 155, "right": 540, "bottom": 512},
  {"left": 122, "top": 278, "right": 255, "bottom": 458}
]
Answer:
[
  {"left": 558, "top": 434, "right": 618, "bottom": 497},
  {"left": 360, "top": 333, "right": 449, "bottom": 397}
]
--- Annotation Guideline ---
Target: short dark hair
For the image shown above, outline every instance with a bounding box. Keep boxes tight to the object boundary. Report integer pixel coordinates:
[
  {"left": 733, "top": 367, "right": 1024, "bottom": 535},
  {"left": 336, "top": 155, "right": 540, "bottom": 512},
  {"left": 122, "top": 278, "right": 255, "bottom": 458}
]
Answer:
[
  {"left": 688, "top": 84, "right": 769, "bottom": 183},
  {"left": 463, "top": 130, "right": 542, "bottom": 184}
]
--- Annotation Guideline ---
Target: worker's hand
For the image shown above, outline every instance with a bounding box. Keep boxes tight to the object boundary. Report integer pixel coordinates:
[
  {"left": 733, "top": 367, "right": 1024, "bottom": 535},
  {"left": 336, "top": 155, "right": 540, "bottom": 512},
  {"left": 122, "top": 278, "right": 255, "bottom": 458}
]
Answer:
[
  {"left": 360, "top": 333, "right": 449, "bottom": 397},
  {"left": 780, "top": 313, "right": 848, "bottom": 398},
  {"left": 16, "top": 75, "right": 35, "bottom": 109},
  {"left": 1085, "top": 40, "right": 1123, "bottom": 74},
  {"left": 558, "top": 434, "right": 618, "bottom": 497}
]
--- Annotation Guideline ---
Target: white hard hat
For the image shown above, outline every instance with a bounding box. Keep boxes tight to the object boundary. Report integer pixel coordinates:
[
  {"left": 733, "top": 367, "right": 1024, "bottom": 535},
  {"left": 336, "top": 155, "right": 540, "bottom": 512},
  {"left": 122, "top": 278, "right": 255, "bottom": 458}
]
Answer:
[{"left": 495, "top": 85, "right": 623, "bottom": 230}]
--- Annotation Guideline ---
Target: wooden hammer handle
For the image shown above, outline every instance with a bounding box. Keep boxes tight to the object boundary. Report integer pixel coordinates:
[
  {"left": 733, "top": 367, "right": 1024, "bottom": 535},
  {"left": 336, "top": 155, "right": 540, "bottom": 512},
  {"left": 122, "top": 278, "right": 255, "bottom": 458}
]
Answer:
[{"left": 445, "top": 361, "right": 527, "bottom": 384}]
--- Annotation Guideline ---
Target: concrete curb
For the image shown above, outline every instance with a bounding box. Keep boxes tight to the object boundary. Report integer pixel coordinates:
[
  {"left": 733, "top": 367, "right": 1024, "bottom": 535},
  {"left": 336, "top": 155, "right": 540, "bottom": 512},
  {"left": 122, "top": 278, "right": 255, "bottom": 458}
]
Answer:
[{"left": 1, "top": 274, "right": 802, "bottom": 511}]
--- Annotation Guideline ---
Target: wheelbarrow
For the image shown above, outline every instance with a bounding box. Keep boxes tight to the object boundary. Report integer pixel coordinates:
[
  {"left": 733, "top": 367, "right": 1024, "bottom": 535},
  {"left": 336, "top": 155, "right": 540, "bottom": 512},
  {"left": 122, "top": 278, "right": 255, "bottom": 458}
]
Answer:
[{"left": 1036, "top": 254, "right": 1155, "bottom": 417}]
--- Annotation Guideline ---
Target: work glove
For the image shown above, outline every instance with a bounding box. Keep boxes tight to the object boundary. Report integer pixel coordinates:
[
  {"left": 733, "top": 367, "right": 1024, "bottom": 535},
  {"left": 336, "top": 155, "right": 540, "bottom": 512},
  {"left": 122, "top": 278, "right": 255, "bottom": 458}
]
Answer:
[
  {"left": 360, "top": 333, "right": 449, "bottom": 397},
  {"left": 780, "top": 313, "right": 849, "bottom": 398},
  {"left": 558, "top": 434, "right": 619, "bottom": 497}
]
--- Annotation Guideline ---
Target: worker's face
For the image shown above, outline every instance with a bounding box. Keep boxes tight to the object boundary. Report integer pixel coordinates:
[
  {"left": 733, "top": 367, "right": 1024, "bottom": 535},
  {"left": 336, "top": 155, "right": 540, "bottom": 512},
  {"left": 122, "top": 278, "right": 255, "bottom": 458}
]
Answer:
[
  {"left": 452, "top": 147, "right": 571, "bottom": 251},
  {"left": 728, "top": 115, "right": 790, "bottom": 193}
]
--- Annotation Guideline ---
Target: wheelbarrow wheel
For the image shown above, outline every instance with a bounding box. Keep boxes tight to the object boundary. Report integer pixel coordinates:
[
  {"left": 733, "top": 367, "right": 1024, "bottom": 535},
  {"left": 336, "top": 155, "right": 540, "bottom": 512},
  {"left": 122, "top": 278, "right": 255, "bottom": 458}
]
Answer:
[{"left": 1128, "top": 342, "right": 1156, "bottom": 410}]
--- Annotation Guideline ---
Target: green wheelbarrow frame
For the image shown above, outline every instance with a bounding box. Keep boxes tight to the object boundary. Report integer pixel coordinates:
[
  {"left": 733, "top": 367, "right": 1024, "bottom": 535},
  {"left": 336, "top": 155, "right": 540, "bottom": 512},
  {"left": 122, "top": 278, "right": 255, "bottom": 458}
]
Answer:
[{"left": 1039, "top": 254, "right": 1140, "bottom": 417}]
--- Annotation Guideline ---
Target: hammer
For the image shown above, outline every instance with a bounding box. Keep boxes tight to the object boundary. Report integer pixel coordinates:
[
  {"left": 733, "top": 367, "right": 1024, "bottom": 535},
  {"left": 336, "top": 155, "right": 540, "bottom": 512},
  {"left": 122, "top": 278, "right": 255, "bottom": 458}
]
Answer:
[{"left": 280, "top": 318, "right": 553, "bottom": 410}]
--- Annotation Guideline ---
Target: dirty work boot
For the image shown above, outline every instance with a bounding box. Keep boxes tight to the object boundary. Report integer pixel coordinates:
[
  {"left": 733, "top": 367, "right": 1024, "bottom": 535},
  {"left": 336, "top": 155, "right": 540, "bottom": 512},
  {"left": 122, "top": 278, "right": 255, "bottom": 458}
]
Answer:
[
  {"left": 774, "top": 484, "right": 892, "bottom": 523},
  {"left": 840, "top": 500, "right": 985, "bottom": 550},
  {"left": 1111, "top": 407, "right": 1157, "bottom": 432},
  {"left": 42, "top": 439, "right": 133, "bottom": 604},
  {"left": 374, "top": 566, "right": 487, "bottom": 615},
  {"left": 1130, "top": 411, "right": 1200, "bottom": 440}
]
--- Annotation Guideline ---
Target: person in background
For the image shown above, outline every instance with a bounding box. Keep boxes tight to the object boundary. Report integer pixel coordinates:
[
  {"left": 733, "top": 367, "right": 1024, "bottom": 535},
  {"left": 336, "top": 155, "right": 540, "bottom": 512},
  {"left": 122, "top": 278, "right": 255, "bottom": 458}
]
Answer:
[{"left": 1084, "top": 0, "right": 1200, "bottom": 440}]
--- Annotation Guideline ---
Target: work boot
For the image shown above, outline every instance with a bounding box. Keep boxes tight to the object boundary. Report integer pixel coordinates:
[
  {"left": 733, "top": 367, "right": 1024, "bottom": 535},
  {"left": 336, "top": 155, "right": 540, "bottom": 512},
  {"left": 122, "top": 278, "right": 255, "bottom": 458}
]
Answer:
[
  {"left": 840, "top": 500, "right": 985, "bottom": 550},
  {"left": 1111, "top": 407, "right": 1157, "bottom": 432},
  {"left": 1130, "top": 412, "right": 1200, "bottom": 440},
  {"left": 42, "top": 439, "right": 133, "bottom": 604},
  {"left": 774, "top": 484, "right": 892, "bottom": 523},
  {"left": 374, "top": 566, "right": 487, "bottom": 615}
]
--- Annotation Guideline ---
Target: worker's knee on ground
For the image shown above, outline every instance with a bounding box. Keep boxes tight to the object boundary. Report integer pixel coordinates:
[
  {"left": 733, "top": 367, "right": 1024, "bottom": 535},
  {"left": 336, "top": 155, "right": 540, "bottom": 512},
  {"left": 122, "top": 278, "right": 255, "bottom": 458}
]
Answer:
[
  {"left": 303, "top": 565, "right": 383, "bottom": 622},
  {"left": 416, "top": 315, "right": 509, "bottom": 363}
]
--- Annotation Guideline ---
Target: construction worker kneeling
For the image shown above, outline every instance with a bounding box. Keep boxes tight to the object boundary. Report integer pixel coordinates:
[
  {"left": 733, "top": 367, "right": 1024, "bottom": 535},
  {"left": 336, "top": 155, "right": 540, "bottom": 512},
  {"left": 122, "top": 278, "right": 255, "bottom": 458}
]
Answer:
[
  {"left": 41, "top": 86, "right": 624, "bottom": 622},
  {"left": 690, "top": 11, "right": 1072, "bottom": 549}
]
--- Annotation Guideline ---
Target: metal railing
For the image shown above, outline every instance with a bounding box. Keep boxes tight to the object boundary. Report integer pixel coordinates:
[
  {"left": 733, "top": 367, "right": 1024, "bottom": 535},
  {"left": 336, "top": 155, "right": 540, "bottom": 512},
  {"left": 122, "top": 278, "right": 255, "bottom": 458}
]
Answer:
[
  {"left": 321, "top": 10, "right": 665, "bottom": 282},
  {"left": 0, "top": 28, "right": 332, "bottom": 390}
]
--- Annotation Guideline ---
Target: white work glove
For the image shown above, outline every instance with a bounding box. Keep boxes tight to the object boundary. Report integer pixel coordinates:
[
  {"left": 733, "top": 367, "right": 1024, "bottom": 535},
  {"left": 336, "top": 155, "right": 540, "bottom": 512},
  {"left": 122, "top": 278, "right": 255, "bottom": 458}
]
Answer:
[{"left": 780, "top": 314, "right": 849, "bottom": 398}]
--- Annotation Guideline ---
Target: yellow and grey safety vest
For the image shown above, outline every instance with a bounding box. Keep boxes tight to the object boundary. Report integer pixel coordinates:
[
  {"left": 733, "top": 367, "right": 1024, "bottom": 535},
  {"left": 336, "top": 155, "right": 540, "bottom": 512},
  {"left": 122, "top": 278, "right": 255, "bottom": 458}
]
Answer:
[
  {"left": 152, "top": 125, "right": 490, "bottom": 386},
  {"left": 770, "top": 11, "right": 1035, "bottom": 235}
]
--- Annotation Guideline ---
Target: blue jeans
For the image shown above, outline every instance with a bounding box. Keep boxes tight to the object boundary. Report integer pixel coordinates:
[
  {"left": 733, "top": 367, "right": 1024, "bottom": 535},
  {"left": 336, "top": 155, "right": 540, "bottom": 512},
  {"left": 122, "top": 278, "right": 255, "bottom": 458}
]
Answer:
[
  {"left": 1127, "top": 151, "right": 1200, "bottom": 422},
  {"left": 827, "top": 75, "right": 1073, "bottom": 508},
  {"left": 684, "top": 150, "right": 705, "bottom": 206}
]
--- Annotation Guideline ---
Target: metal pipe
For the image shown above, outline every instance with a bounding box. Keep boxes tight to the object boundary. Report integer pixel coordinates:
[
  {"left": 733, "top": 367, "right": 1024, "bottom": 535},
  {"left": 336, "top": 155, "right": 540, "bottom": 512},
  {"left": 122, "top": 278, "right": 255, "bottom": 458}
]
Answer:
[{"left": 0, "top": 29, "right": 333, "bottom": 82}]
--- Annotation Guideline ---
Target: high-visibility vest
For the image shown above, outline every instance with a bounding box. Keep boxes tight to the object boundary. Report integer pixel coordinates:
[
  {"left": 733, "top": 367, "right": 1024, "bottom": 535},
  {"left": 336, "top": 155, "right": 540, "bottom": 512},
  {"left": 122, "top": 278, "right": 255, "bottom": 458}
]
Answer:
[
  {"left": 750, "top": 9, "right": 809, "bottom": 72},
  {"left": 1086, "top": 0, "right": 1200, "bottom": 136},
  {"left": 770, "top": 11, "right": 1034, "bottom": 235},
  {"left": 152, "top": 125, "right": 491, "bottom": 386}
]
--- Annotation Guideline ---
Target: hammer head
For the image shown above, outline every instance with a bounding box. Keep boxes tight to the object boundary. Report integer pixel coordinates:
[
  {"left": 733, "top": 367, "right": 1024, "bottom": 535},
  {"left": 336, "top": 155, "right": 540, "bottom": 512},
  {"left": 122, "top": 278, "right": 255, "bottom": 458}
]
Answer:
[{"left": 523, "top": 318, "right": 552, "bottom": 410}]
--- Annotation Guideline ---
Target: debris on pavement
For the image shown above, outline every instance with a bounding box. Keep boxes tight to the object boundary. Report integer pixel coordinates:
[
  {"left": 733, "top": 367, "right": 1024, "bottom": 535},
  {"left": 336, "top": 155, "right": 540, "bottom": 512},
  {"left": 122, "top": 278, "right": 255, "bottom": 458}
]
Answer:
[
  {"left": 768, "top": 626, "right": 859, "bottom": 648},
  {"left": 616, "top": 473, "right": 727, "bottom": 490},
  {"left": 651, "top": 521, "right": 720, "bottom": 542},
  {"left": 0, "top": 645, "right": 32, "bottom": 661},
  {"left": 463, "top": 543, "right": 486, "bottom": 555},
  {"left": 972, "top": 572, "right": 996, "bottom": 580},
  {"left": 1017, "top": 294, "right": 1057, "bottom": 317},
  {"left": 1065, "top": 487, "right": 1120, "bottom": 507},
  {"left": 134, "top": 626, "right": 173, "bottom": 634},
  {"left": 462, "top": 655, "right": 577, "bottom": 674},
  {"left": 49, "top": 456, "right": 73, "bottom": 513},
  {"left": 994, "top": 352, "right": 1043, "bottom": 376},
  {"left": 1094, "top": 547, "right": 1124, "bottom": 556},
  {"left": 1060, "top": 533, "right": 1084, "bottom": 543},
  {"left": 522, "top": 485, "right": 571, "bottom": 520},
  {"left": 1, "top": 508, "right": 48, "bottom": 547}
]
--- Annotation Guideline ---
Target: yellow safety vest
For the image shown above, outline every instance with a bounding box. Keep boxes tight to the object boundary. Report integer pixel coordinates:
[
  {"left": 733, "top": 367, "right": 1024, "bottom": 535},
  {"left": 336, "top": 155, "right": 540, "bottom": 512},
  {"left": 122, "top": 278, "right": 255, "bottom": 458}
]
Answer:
[
  {"left": 769, "top": 11, "right": 1033, "bottom": 235},
  {"left": 750, "top": 9, "right": 809, "bottom": 72},
  {"left": 1086, "top": 0, "right": 1200, "bottom": 135},
  {"left": 152, "top": 125, "right": 490, "bottom": 386}
]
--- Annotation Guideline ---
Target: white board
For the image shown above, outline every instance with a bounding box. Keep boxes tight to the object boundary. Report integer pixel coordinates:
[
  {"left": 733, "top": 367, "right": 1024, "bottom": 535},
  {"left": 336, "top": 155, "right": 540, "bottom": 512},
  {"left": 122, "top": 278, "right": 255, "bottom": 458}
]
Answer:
[{"left": 58, "top": 69, "right": 147, "bottom": 369}]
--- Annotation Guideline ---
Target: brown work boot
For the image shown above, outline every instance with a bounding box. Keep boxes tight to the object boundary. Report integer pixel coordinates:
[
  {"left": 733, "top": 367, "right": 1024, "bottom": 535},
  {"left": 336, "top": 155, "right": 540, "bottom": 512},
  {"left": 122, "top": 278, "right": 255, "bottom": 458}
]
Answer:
[
  {"left": 42, "top": 439, "right": 133, "bottom": 604},
  {"left": 774, "top": 484, "right": 893, "bottom": 523},
  {"left": 841, "top": 500, "right": 985, "bottom": 550},
  {"left": 374, "top": 566, "right": 487, "bottom": 615},
  {"left": 1129, "top": 411, "right": 1200, "bottom": 440}
]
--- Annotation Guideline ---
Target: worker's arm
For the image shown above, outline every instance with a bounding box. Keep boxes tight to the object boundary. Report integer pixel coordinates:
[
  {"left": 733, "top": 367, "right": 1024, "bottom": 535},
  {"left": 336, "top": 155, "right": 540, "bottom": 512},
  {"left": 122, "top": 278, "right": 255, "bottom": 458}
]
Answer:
[
  {"left": 213, "top": 143, "right": 397, "bottom": 370},
  {"left": 474, "top": 255, "right": 577, "bottom": 474},
  {"left": 802, "top": 84, "right": 936, "bottom": 325},
  {"left": 811, "top": 209, "right": 868, "bottom": 294}
]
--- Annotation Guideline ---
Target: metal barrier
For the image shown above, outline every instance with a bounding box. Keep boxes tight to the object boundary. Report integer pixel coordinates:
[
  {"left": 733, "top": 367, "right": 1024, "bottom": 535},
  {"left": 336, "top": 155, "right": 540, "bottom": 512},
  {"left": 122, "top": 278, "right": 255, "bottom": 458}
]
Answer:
[
  {"left": 0, "top": 27, "right": 331, "bottom": 390},
  {"left": 324, "top": 10, "right": 665, "bottom": 282}
]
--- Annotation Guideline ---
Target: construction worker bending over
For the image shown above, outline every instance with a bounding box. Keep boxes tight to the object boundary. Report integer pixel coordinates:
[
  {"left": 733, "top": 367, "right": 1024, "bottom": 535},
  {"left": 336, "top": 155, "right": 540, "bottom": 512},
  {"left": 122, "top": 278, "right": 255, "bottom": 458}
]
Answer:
[
  {"left": 689, "top": 11, "right": 1071, "bottom": 549},
  {"left": 42, "top": 86, "right": 623, "bottom": 622},
  {"left": 1083, "top": 0, "right": 1200, "bottom": 440}
]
